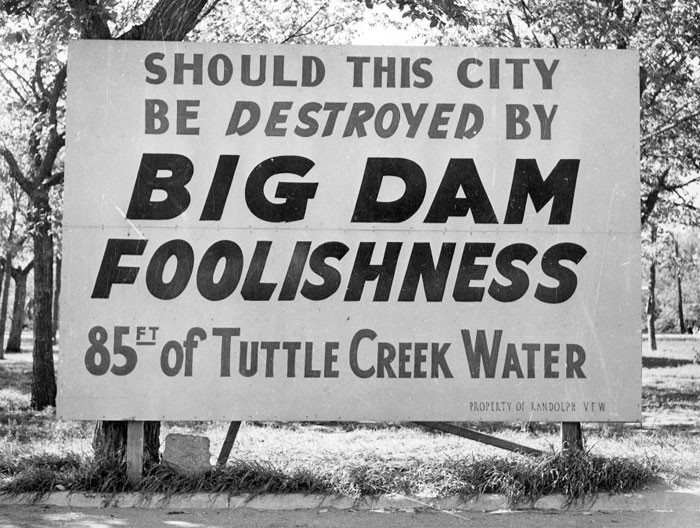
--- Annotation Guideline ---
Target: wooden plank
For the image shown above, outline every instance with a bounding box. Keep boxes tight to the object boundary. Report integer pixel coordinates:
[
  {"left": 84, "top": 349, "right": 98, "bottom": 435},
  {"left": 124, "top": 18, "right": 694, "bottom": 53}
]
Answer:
[
  {"left": 216, "top": 421, "right": 242, "bottom": 468},
  {"left": 126, "top": 421, "right": 144, "bottom": 486},
  {"left": 414, "top": 422, "right": 543, "bottom": 457},
  {"left": 561, "top": 421, "right": 583, "bottom": 451}
]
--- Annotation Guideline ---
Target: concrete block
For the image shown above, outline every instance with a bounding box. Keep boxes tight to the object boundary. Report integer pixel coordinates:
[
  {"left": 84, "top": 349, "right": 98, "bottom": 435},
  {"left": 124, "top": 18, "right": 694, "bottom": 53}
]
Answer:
[{"left": 162, "top": 433, "right": 212, "bottom": 476}]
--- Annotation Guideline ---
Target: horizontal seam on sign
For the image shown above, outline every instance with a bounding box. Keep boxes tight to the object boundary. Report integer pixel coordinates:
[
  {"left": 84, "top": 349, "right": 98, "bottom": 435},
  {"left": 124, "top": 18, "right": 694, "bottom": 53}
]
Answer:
[{"left": 62, "top": 225, "right": 641, "bottom": 235}]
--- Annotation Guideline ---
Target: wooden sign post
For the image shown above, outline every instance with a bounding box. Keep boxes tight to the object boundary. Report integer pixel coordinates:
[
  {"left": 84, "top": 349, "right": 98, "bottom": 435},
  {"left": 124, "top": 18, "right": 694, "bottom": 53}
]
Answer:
[
  {"left": 561, "top": 421, "right": 583, "bottom": 451},
  {"left": 126, "top": 421, "right": 144, "bottom": 486}
]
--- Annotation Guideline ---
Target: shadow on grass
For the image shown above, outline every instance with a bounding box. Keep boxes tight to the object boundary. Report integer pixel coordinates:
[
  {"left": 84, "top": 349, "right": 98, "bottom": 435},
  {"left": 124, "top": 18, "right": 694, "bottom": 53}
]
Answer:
[
  {"left": 642, "top": 357, "right": 695, "bottom": 369},
  {"left": 0, "top": 353, "right": 33, "bottom": 395},
  {"left": 643, "top": 385, "right": 700, "bottom": 413}
]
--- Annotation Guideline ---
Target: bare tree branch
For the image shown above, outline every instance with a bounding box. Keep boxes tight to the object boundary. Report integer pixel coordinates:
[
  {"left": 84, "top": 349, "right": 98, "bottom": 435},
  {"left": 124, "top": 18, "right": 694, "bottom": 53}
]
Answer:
[
  {"left": 506, "top": 11, "right": 522, "bottom": 48},
  {"left": 32, "top": 64, "right": 67, "bottom": 185},
  {"left": 282, "top": 20, "right": 353, "bottom": 42},
  {"left": 0, "top": 57, "right": 34, "bottom": 92},
  {"left": 642, "top": 109, "right": 700, "bottom": 144},
  {"left": 33, "top": 60, "right": 45, "bottom": 99},
  {"left": 10, "top": 259, "right": 34, "bottom": 280},
  {"left": 48, "top": 65, "right": 66, "bottom": 127},
  {"left": 67, "top": 0, "right": 112, "bottom": 39},
  {"left": 39, "top": 132, "right": 65, "bottom": 187},
  {"left": 44, "top": 171, "right": 64, "bottom": 188},
  {"left": 666, "top": 201, "right": 700, "bottom": 216},
  {"left": 119, "top": 0, "right": 209, "bottom": 41},
  {"left": 641, "top": 167, "right": 671, "bottom": 226},
  {"left": 646, "top": 100, "right": 694, "bottom": 136},
  {"left": 27, "top": 117, "right": 41, "bottom": 172},
  {"left": 665, "top": 174, "right": 700, "bottom": 192},
  {"left": 517, "top": 0, "right": 542, "bottom": 47},
  {"left": 0, "top": 67, "right": 29, "bottom": 105},
  {"left": 196, "top": 0, "right": 222, "bottom": 27},
  {"left": 0, "top": 146, "right": 35, "bottom": 195},
  {"left": 282, "top": 4, "right": 326, "bottom": 43},
  {"left": 505, "top": 11, "right": 521, "bottom": 47},
  {"left": 644, "top": 74, "right": 681, "bottom": 110}
]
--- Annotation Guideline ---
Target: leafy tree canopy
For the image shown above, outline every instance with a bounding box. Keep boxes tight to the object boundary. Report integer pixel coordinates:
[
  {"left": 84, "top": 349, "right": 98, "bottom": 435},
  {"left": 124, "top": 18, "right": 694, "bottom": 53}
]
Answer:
[{"left": 375, "top": 0, "right": 700, "bottom": 227}]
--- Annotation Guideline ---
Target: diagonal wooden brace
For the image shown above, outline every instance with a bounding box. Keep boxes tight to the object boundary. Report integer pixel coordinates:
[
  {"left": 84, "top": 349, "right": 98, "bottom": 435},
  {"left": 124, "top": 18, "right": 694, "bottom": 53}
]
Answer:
[{"left": 414, "top": 421, "right": 543, "bottom": 457}]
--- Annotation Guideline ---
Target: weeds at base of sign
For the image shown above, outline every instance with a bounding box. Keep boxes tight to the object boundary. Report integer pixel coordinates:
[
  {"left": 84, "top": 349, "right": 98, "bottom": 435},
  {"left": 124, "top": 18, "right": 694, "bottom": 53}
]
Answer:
[
  {"left": 0, "top": 446, "right": 660, "bottom": 506},
  {"left": 0, "top": 358, "right": 669, "bottom": 505},
  {"left": 0, "top": 453, "right": 128, "bottom": 497}
]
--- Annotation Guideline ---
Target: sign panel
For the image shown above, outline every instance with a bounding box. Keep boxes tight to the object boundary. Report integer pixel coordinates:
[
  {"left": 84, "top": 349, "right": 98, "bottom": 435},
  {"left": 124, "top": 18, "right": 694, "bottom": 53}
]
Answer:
[{"left": 60, "top": 41, "right": 640, "bottom": 421}]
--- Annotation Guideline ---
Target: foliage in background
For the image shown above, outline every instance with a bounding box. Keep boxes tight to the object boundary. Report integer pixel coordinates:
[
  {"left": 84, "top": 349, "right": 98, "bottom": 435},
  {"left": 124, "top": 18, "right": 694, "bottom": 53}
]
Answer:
[
  {"left": 643, "top": 225, "right": 700, "bottom": 333},
  {"left": 192, "top": 0, "right": 364, "bottom": 44},
  {"left": 374, "top": 0, "right": 700, "bottom": 336},
  {"left": 382, "top": 0, "right": 700, "bottom": 227},
  {"left": 0, "top": 0, "right": 374, "bottom": 408},
  {"left": 0, "top": 1, "right": 74, "bottom": 406}
]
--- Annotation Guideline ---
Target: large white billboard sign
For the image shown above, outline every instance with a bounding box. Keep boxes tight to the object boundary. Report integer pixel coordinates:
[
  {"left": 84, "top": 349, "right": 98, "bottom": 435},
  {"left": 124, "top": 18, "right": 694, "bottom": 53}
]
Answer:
[{"left": 60, "top": 41, "right": 640, "bottom": 421}]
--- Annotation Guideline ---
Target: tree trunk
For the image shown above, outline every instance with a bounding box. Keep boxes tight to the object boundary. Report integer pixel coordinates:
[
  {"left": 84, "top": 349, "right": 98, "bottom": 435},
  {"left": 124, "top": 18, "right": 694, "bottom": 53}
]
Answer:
[
  {"left": 677, "top": 274, "right": 685, "bottom": 333},
  {"left": 119, "top": 0, "right": 209, "bottom": 41},
  {"left": 646, "top": 224, "right": 657, "bottom": 351},
  {"left": 647, "top": 263, "right": 657, "bottom": 350},
  {"left": 0, "top": 252, "right": 12, "bottom": 359},
  {"left": 93, "top": 421, "right": 161, "bottom": 467},
  {"left": 674, "top": 239, "right": 686, "bottom": 333},
  {"left": 0, "top": 260, "right": 4, "bottom": 331},
  {"left": 84, "top": 0, "right": 210, "bottom": 467},
  {"left": 6, "top": 263, "right": 31, "bottom": 353},
  {"left": 31, "top": 205, "right": 57, "bottom": 410},
  {"left": 53, "top": 255, "right": 61, "bottom": 343}
]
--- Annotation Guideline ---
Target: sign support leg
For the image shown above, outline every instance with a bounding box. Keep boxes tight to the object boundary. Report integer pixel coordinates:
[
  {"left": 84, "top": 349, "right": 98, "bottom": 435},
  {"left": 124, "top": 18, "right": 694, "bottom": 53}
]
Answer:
[
  {"left": 126, "top": 420, "right": 144, "bottom": 486},
  {"left": 561, "top": 422, "right": 583, "bottom": 451},
  {"left": 216, "top": 421, "right": 242, "bottom": 468},
  {"left": 415, "top": 422, "right": 542, "bottom": 456}
]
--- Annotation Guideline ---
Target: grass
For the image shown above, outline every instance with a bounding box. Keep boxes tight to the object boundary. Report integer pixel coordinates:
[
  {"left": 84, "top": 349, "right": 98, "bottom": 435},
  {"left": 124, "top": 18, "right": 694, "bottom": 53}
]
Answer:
[
  {"left": 0, "top": 419, "right": 661, "bottom": 505},
  {"left": 133, "top": 448, "right": 658, "bottom": 505},
  {"left": 1, "top": 334, "right": 699, "bottom": 504},
  {"left": 642, "top": 339, "right": 700, "bottom": 427}
]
